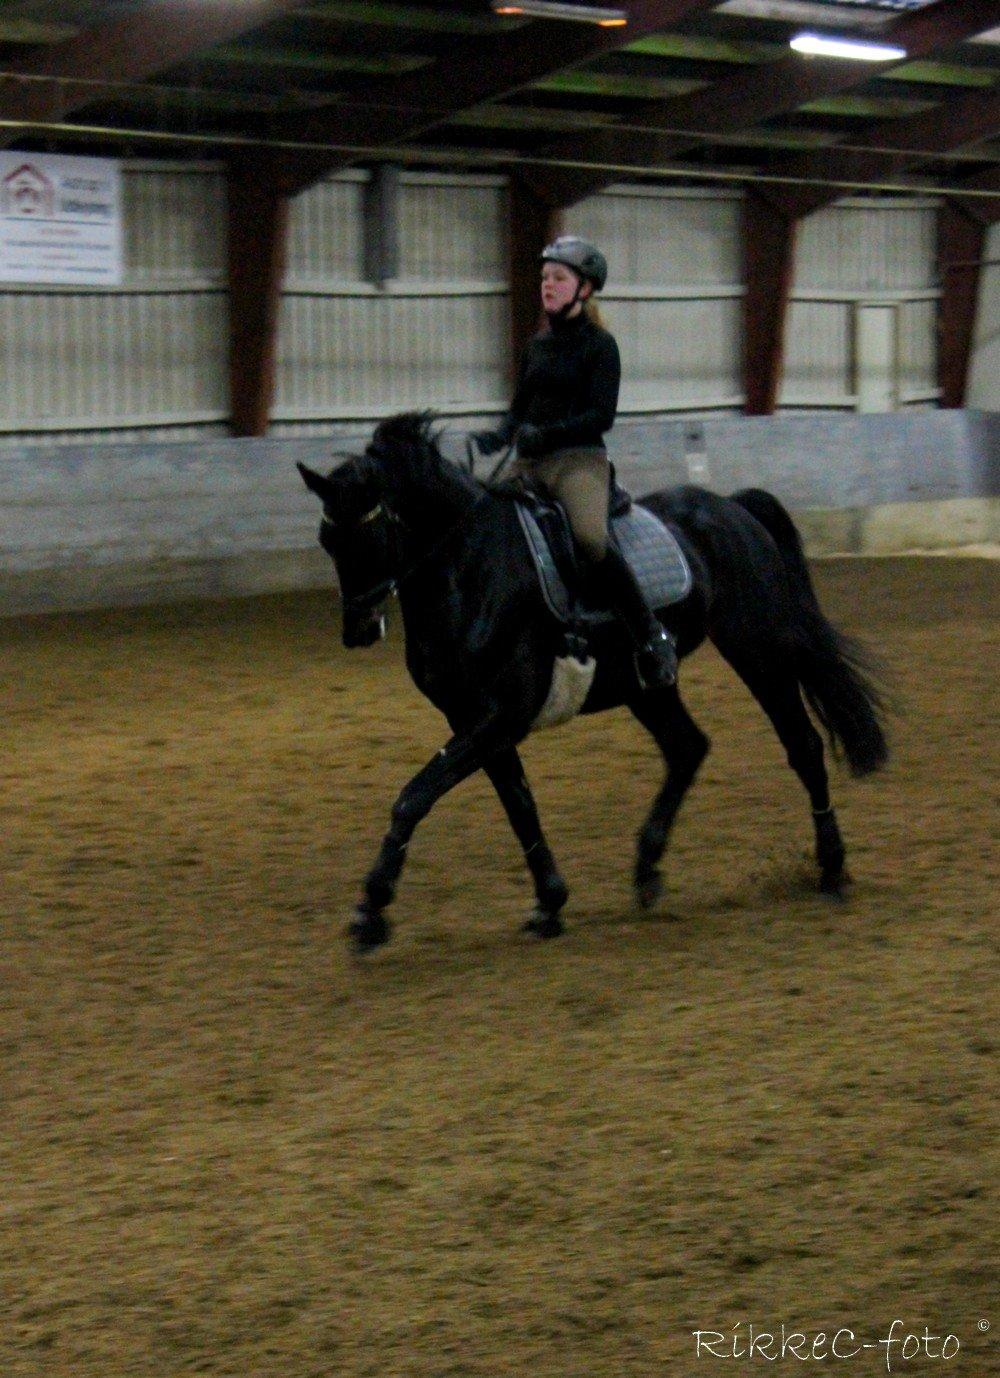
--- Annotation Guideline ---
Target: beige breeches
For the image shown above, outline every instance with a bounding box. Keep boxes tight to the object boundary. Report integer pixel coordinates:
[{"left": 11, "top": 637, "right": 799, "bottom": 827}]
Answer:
[{"left": 515, "top": 447, "right": 610, "bottom": 564}]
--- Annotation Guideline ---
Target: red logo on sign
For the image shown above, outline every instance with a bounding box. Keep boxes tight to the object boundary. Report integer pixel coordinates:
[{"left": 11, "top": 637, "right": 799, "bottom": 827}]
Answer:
[{"left": 2, "top": 163, "right": 55, "bottom": 216}]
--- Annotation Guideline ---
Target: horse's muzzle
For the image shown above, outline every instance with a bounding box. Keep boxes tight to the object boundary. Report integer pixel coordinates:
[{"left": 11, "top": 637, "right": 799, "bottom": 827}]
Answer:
[{"left": 343, "top": 609, "right": 386, "bottom": 649}]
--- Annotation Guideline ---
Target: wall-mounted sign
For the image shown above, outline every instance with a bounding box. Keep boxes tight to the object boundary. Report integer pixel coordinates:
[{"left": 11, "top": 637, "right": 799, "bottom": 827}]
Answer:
[{"left": 0, "top": 152, "right": 122, "bottom": 285}]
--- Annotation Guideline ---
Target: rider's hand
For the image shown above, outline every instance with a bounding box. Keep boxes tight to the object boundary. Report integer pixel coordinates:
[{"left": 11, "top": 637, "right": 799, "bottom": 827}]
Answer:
[
  {"left": 515, "top": 423, "right": 546, "bottom": 460},
  {"left": 471, "top": 428, "right": 506, "bottom": 457}
]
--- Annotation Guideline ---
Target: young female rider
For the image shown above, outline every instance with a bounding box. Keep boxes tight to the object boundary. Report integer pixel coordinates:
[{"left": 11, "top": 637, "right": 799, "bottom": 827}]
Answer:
[{"left": 474, "top": 235, "right": 677, "bottom": 689}]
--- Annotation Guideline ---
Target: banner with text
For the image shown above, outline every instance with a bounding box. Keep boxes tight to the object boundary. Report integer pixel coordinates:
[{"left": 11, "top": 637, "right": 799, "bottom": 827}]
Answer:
[{"left": 0, "top": 153, "right": 122, "bottom": 285}]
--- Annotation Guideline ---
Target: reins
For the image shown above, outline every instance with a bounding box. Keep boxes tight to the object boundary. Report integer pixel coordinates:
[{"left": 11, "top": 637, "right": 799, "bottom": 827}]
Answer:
[
  {"left": 486, "top": 442, "right": 516, "bottom": 485},
  {"left": 464, "top": 434, "right": 516, "bottom": 485}
]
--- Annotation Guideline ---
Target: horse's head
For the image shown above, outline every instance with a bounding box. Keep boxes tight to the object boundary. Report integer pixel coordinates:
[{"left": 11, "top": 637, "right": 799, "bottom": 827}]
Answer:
[
  {"left": 297, "top": 452, "right": 399, "bottom": 649},
  {"left": 299, "top": 412, "right": 478, "bottom": 646}
]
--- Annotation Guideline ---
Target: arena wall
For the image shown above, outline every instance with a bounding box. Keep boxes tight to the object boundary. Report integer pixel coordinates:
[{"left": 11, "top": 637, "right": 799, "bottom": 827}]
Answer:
[
  {"left": 2, "top": 162, "right": 996, "bottom": 446},
  {"left": 1, "top": 411, "right": 995, "bottom": 618},
  {"left": 566, "top": 190, "right": 944, "bottom": 414}
]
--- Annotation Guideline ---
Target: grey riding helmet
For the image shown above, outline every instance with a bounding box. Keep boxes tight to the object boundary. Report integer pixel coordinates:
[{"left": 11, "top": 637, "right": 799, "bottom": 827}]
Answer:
[{"left": 540, "top": 236, "right": 608, "bottom": 291}]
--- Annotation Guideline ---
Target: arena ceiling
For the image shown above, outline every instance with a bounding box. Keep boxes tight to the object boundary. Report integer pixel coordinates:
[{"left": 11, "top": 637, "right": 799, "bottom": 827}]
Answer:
[{"left": 0, "top": 0, "right": 997, "bottom": 215}]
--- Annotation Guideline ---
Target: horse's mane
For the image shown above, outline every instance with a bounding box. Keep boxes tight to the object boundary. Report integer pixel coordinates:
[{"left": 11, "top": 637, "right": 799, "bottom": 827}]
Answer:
[
  {"left": 370, "top": 409, "right": 439, "bottom": 455},
  {"left": 370, "top": 411, "right": 484, "bottom": 506}
]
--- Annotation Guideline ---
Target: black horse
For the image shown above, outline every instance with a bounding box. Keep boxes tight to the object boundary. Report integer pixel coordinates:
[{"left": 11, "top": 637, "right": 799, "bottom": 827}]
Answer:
[{"left": 298, "top": 411, "right": 888, "bottom": 951}]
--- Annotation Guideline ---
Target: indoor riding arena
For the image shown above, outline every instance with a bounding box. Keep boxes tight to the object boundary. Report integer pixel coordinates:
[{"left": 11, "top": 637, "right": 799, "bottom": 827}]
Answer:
[{"left": 1, "top": 3, "right": 997, "bottom": 1377}]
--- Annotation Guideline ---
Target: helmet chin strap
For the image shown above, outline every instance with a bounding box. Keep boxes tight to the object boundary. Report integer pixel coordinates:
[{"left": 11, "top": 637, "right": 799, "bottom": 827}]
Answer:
[{"left": 545, "top": 275, "right": 588, "bottom": 323}]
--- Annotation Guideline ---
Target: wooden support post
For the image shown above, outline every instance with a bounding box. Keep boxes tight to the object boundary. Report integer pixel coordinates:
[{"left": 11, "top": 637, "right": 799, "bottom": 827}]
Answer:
[
  {"left": 507, "top": 176, "right": 563, "bottom": 386},
  {"left": 937, "top": 201, "right": 986, "bottom": 410},
  {"left": 226, "top": 163, "right": 289, "bottom": 437},
  {"left": 742, "top": 193, "right": 796, "bottom": 416}
]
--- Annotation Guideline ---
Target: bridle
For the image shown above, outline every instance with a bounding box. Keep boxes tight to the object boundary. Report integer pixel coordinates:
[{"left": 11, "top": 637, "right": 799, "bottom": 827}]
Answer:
[
  {"left": 319, "top": 450, "right": 491, "bottom": 616},
  {"left": 320, "top": 501, "right": 401, "bottom": 615}
]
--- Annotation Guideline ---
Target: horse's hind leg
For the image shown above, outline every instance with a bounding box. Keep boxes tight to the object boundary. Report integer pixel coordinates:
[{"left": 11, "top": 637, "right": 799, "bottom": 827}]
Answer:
[
  {"left": 628, "top": 686, "right": 710, "bottom": 908},
  {"left": 727, "top": 661, "right": 847, "bottom": 895},
  {"left": 484, "top": 748, "right": 567, "bottom": 939}
]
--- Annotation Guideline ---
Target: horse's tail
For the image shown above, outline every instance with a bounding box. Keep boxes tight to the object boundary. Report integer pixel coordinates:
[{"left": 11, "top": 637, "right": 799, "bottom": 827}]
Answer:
[{"left": 731, "top": 487, "right": 890, "bottom": 776}]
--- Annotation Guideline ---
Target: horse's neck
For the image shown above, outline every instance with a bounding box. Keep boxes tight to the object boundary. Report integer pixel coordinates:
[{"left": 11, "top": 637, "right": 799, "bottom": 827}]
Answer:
[
  {"left": 396, "top": 468, "right": 484, "bottom": 569},
  {"left": 415, "top": 459, "right": 478, "bottom": 519},
  {"left": 393, "top": 480, "right": 495, "bottom": 628}
]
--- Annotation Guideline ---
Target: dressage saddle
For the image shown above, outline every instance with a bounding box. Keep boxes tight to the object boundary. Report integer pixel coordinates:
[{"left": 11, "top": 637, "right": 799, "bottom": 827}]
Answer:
[{"left": 510, "top": 469, "right": 692, "bottom": 632}]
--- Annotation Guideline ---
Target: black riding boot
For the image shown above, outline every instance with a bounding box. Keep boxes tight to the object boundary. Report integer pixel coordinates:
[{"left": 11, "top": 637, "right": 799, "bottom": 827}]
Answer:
[{"left": 596, "top": 545, "right": 677, "bottom": 688}]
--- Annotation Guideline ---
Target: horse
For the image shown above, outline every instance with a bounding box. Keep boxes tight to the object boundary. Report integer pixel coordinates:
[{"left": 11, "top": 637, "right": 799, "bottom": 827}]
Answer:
[{"left": 297, "top": 411, "right": 888, "bottom": 952}]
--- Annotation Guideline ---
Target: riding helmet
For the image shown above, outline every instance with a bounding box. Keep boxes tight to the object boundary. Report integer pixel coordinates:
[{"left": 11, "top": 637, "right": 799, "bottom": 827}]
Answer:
[{"left": 540, "top": 235, "right": 608, "bottom": 292}]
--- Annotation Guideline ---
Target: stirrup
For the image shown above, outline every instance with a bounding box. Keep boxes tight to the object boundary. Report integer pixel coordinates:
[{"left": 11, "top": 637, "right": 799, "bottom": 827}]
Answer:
[{"left": 635, "top": 630, "right": 677, "bottom": 690}]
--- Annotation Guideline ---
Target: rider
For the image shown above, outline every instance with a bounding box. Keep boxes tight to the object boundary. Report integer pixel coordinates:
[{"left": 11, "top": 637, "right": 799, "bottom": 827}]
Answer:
[{"left": 474, "top": 234, "right": 677, "bottom": 689}]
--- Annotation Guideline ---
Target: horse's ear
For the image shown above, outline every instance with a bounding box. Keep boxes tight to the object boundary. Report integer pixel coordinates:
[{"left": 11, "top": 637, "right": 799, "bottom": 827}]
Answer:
[{"left": 297, "top": 462, "right": 332, "bottom": 501}]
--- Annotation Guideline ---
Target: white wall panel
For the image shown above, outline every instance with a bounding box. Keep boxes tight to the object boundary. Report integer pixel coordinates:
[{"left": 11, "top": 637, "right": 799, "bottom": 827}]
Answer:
[
  {"left": 0, "top": 161, "right": 228, "bottom": 437},
  {"left": 565, "top": 187, "right": 743, "bottom": 411},
  {"left": 122, "top": 164, "right": 226, "bottom": 281},
  {"left": 398, "top": 174, "right": 507, "bottom": 282},
  {"left": 783, "top": 197, "right": 938, "bottom": 410},
  {"left": 0, "top": 289, "right": 228, "bottom": 430},
  {"left": 286, "top": 171, "right": 365, "bottom": 284},
  {"left": 606, "top": 297, "right": 743, "bottom": 411},
  {"left": 0, "top": 163, "right": 967, "bottom": 443},
  {"left": 566, "top": 187, "right": 742, "bottom": 288},
  {"left": 276, "top": 172, "right": 510, "bottom": 425},
  {"left": 898, "top": 297, "right": 937, "bottom": 401},
  {"left": 573, "top": 190, "right": 937, "bottom": 415},
  {"left": 783, "top": 301, "right": 853, "bottom": 407},
  {"left": 794, "top": 198, "right": 937, "bottom": 293},
  {"left": 274, "top": 292, "right": 509, "bottom": 420},
  {"left": 8, "top": 423, "right": 232, "bottom": 446}
]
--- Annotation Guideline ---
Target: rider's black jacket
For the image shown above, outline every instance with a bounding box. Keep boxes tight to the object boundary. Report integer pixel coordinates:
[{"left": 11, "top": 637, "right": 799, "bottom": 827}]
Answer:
[{"left": 498, "top": 311, "right": 621, "bottom": 457}]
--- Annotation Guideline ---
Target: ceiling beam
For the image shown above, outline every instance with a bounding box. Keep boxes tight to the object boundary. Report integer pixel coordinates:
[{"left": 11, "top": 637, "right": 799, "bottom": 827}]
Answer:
[
  {"left": 0, "top": 2, "right": 312, "bottom": 142},
  {"left": 526, "top": 0, "right": 999, "bottom": 208},
  {"left": 267, "top": 0, "right": 720, "bottom": 196},
  {"left": 770, "top": 85, "right": 1000, "bottom": 219},
  {"left": 946, "top": 165, "right": 1000, "bottom": 224},
  {"left": 647, "top": 0, "right": 997, "bottom": 139}
]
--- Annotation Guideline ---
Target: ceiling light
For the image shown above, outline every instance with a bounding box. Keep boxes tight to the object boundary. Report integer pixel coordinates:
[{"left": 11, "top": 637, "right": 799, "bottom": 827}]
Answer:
[
  {"left": 790, "top": 31, "right": 907, "bottom": 61},
  {"left": 491, "top": 2, "right": 628, "bottom": 25}
]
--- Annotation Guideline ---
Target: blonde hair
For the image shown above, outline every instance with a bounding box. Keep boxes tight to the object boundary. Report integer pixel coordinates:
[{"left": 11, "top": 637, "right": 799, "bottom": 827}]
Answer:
[{"left": 541, "top": 298, "right": 606, "bottom": 333}]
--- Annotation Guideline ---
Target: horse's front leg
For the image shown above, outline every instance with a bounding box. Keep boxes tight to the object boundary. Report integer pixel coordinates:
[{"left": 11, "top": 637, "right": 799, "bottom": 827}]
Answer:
[
  {"left": 353, "top": 720, "right": 513, "bottom": 951},
  {"left": 484, "top": 747, "right": 568, "bottom": 939}
]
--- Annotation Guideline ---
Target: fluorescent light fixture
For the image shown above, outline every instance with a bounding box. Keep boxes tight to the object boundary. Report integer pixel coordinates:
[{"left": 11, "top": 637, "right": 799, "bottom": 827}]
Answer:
[
  {"left": 790, "top": 31, "right": 907, "bottom": 61},
  {"left": 492, "top": 2, "right": 628, "bottom": 25}
]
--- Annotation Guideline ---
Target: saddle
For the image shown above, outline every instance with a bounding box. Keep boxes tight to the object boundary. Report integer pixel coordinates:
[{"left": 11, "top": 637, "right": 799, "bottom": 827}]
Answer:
[{"left": 513, "top": 473, "right": 692, "bottom": 629}]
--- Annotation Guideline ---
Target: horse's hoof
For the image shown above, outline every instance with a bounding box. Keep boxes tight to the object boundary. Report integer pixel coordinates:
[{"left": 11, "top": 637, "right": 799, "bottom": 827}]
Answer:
[
  {"left": 635, "top": 871, "right": 663, "bottom": 910},
  {"left": 521, "top": 910, "right": 564, "bottom": 940},
  {"left": 348, "top": 908, "right": 392, "bottom": 952},
  {"left": 819, "top": 863, "right": 852, "bottom": 899},
  {"left": 819, "top": 874, "right": 847, "bottom": 901}
]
